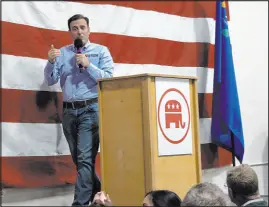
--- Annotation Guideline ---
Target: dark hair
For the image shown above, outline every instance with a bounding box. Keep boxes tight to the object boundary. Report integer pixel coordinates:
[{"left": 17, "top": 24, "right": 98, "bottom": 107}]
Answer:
[
  {"left": 145, "top": 190, "right": 182, "bottom": 207},
  {"left": 90, "top": 202, "right": 105, "bottom": 207},
  {"left": 68, "top": 14, "right": 89, "bottom": 30}
]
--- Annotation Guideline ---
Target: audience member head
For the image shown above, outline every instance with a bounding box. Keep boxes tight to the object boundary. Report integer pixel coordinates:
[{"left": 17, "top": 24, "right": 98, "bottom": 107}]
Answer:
[
  {"left": 143, "top": 190, "right": 182, "bottom": 207},
  {"left": 90, "top": 191, "right": 112, "bottom": 206},
  {"left": 226, "top": 164, "right": 260, "bottom": 206},
  {"left": 181, "top": 182, "right": 229, "bottom": 206}
]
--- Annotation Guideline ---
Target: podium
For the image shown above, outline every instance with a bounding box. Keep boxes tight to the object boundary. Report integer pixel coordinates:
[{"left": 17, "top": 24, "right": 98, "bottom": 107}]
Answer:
[{"left": 98, "top": 74, "right": 201, "bottom": 205}]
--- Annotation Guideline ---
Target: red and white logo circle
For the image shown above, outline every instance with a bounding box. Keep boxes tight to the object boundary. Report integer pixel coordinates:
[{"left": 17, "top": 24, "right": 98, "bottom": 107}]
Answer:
[{"left": 157, "top": 88, "right": 190, "bottom": 144}]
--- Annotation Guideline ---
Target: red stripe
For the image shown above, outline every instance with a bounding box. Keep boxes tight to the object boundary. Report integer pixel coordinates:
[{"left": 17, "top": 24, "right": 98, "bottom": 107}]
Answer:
[
  {"left": 1, "top": 89, "right": 63, "bottom": 123},
  {"left": 1, "top": 88, "right": 212, "bottom": 123},
  {"left": 71, "top": 1, "right": 217, "bottom": 19},
  {"left": 1, "top": 146, "right": 231, "bottom": 187},
  {"left": 201, "top": 144, "right": 232, "bottom": 169},
  {"left": 226, "top": 1, "right": 231, "bottom": 21},
  {"left": 198, "top": 93, "right": 213, "bottom": 118},
  {"left": 2, "top": 21, "right": 215, "bottom": 68},
  {"left": 1, "top": 155, "right": 100, "bottom": 188}
]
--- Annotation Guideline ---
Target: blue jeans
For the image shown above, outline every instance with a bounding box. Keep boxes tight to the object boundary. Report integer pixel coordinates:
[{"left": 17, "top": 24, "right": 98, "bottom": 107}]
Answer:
[{"left": 62, "top": 102, "right": 101, "bottom": 206}]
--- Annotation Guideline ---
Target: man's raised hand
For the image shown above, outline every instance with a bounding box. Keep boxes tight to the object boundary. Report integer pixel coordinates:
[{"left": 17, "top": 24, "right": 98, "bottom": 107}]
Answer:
[{"left": 48, "top": 44, "right": 60, "bottom": 63}]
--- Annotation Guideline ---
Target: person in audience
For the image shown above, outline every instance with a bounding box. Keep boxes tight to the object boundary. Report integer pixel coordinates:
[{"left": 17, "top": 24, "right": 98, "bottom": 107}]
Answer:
[
  {"left": 91, "top": 191, "right": 112, "bottom": 206},
  {"left": 142, "top": 190, "right": 182, "bottom": 207},
  {"left": 226, "top": 164, "right": 268, "bottom": 206},
  {"left": 91, "top": 190, "right": 182, "bottom": 206},
  {"left": 181, "top": 182, "right": 230, "bottom": 206}
]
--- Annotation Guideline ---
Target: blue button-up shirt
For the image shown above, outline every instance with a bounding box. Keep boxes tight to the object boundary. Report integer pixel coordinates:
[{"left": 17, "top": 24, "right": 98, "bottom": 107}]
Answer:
[{"left": 44, "top": 41, "right": 114, "bottom": 102}]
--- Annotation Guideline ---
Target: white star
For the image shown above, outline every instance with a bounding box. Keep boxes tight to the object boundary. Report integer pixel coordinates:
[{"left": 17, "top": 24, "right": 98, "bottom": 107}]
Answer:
[{"left": 172, "top": 104, "right": 175, "bottom": 109}]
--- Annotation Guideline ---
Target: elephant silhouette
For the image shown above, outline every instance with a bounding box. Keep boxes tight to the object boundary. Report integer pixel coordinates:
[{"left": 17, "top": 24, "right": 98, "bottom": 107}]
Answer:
[{"left": 165, "top": 100, "right": 185, "bottom": 129}]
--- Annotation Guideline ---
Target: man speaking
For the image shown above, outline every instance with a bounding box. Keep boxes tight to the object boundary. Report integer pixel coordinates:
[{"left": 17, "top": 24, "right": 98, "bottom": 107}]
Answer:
[{"left": 44, "top": 14, "right": 114, "bottom": 206}]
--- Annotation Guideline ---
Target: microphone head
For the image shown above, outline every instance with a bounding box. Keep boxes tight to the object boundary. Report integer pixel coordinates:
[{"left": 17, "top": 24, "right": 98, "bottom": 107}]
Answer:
[{"left": 74, "top": 38, "right": 83, "bottom": 49}]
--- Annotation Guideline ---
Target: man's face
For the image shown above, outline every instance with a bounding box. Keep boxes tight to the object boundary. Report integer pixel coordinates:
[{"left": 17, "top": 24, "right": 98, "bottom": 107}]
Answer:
[{"left": 69, "top": 18, "right": 90, "bottom": 45}]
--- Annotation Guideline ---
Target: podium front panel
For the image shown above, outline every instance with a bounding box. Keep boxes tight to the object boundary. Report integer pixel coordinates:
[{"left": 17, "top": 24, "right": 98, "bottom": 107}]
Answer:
[{"left": 98, "top": 74, "right": 201, "bottom": 205}]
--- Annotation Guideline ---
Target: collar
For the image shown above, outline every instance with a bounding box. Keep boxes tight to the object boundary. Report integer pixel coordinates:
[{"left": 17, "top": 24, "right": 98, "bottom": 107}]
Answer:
[
  {"left": 84, "top": 40, "right": 91, "bottom": 49},
  {"left": 242, "top": 198, "right": 265, "bottom": 206}
]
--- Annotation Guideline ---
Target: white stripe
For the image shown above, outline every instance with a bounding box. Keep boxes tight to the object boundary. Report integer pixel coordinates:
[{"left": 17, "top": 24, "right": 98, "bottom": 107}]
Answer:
[
  {"left": 2, "top": 122, "right": 70, "bottom": 156},
  {"left": 114, "top": 64, "right": 214, "bottom": 94},
  {"left": 2, "top": 1, "right": 216, "bottom": 44},
  {"left": 2, "top": 119, "right": 212, "bottom": 156},
  {"left": 2, "top": 54, "right": 214, "bottom": 93},
  {"left": 199, "top": 118, "right": 212, "bottom": 144}
]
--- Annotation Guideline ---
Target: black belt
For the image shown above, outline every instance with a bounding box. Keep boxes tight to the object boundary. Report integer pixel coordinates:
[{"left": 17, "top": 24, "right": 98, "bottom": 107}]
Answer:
[{"left": 63, "top": 98, "right": 98, "bottom": 109}]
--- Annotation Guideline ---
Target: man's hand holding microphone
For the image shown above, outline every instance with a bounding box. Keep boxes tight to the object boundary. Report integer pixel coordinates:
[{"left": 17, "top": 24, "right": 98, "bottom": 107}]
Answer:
[{"left": 75, "top": 53, "right": 90, "bottom": 69}]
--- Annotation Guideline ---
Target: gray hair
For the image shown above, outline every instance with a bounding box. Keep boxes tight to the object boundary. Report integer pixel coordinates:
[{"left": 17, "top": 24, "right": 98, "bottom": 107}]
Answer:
[
  {"left": 226, "top": 164, "right": 259, "bottom": 197},
  {"left": 181, "top": 182, "right": 229, "bottom": 206}
]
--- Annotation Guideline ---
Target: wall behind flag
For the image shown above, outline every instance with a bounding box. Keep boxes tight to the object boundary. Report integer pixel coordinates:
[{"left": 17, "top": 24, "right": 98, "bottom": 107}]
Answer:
[{"left": 228, "top": 2, "right": 268, "bottom": 165}]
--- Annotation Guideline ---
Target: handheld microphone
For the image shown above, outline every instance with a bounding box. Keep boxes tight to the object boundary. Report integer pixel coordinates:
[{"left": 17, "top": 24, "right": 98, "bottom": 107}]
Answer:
[{"left": 74, "top": 38, "right": 84, "bottom": 73}]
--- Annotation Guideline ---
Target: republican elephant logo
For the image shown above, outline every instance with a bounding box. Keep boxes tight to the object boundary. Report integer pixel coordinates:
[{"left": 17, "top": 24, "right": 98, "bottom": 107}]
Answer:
[
  {"left": 165, "top": 100, "right": 186, "bottom": 129},
  {"left": 157, "top": 87, "right": 191, "bottom": 145}
]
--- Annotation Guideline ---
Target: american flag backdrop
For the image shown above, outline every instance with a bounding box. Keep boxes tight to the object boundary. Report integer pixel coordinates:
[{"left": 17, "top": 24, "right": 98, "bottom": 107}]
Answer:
[{"left": 1, "top": 1, "right": 232, "bottom": 188}]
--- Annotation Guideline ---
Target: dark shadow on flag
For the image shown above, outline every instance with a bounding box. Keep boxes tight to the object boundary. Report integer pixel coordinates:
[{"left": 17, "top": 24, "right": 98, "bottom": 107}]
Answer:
[{"left": 35, "top": 81, "right": 62, "bottom": 155}]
